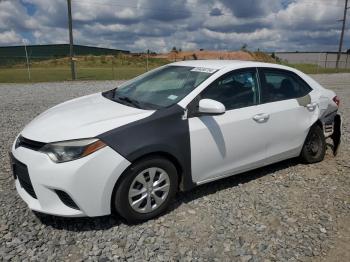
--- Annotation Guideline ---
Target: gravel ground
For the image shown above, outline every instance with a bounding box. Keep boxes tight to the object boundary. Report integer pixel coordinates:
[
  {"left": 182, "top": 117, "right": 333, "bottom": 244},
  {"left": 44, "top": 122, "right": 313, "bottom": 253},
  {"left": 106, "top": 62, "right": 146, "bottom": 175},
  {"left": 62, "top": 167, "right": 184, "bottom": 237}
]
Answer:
[{"left": 0, "top": 75, "right": 349, "bottom": 261}]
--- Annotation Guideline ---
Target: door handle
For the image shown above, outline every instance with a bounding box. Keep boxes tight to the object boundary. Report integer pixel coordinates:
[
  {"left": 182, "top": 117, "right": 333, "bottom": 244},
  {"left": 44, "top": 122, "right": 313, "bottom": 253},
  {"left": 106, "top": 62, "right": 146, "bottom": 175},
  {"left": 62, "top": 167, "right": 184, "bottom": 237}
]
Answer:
[
  {"left": 306, "top": 102, "right": 317, "bottom": 111},
  {"left": 253, "top": 113, "right": 270, "bottom": 123}
]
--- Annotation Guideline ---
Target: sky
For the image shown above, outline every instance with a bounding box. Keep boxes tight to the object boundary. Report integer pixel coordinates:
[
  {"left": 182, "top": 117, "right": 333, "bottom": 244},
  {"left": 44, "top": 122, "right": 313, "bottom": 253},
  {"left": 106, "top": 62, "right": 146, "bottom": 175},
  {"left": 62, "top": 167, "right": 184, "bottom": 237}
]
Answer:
[{"left": 0, "top": 0, "right": 348, "bottom": 53}]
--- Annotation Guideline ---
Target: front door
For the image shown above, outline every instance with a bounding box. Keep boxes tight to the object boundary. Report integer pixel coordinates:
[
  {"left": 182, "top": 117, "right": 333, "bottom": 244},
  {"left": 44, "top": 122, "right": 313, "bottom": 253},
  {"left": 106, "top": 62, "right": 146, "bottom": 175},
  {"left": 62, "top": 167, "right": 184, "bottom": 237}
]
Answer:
[{"left": 188, "top": 68, "right": 270, "bottom": 184}]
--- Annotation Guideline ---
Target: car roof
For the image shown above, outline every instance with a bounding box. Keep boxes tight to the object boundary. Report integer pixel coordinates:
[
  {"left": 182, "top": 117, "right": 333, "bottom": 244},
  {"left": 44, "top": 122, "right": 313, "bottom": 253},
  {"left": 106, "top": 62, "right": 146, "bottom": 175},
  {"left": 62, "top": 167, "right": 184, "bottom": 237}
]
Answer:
[
  {"left": 170, "top": 59, "right": 295, "bottom": 71},
  {"left": 173, "top": 59, "right": 327, "bottom": 108}
]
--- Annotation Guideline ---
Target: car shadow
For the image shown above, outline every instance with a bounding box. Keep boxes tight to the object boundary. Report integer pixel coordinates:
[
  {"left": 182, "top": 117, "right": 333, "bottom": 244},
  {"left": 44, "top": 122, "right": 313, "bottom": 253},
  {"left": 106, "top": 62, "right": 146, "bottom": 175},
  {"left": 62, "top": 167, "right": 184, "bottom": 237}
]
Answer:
[
  {"left": 34, "top": 211, "right": 123, "bottom": 231},
  {"left": 36, "top": 157, "right": 301, "bottom": 231},
  {"left": 200, "top": 116, "right": 227, "bottom": 158},
  {"left": 171, "top": 157, "right": 300, "bottom": 209}
]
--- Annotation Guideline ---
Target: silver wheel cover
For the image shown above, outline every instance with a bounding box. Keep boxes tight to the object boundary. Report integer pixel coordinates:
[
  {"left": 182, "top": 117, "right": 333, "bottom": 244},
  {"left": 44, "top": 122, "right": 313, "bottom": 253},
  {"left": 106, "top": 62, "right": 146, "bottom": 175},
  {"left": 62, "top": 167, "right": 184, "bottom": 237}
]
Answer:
[{"left": 128, "top": 167, "right": 170, "bottom": 214}]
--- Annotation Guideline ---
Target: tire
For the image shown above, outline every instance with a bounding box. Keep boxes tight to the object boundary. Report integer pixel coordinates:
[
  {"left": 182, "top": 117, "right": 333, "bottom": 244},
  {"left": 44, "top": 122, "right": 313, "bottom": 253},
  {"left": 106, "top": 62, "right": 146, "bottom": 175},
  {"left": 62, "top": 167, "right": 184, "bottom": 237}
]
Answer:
[
  {"left": 113, "top": 156, "right": 178, "bottom": 223},
  {"left": 300, "top": 124, "right": 326, "bottom": 163}
]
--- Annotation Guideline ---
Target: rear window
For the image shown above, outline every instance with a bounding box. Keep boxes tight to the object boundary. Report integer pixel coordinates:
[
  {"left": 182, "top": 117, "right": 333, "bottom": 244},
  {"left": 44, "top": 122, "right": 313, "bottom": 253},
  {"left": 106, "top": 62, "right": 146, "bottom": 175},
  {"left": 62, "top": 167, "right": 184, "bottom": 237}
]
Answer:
[{"left": 260, "top": 69, "right": 312, "bottom": 103}]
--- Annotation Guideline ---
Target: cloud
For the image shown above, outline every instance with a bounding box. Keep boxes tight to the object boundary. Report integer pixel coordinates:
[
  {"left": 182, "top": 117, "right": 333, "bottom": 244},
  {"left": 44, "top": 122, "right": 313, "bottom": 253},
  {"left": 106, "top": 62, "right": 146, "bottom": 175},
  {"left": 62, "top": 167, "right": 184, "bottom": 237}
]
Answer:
[
  {"left": 0, "top": 0, "right": 348, "bottom": 52},
  {"left": 140, "top": 0, "right": 191, "bottom": 21},
  {"left": 219, "top": 0, "right": 282, "bottom": 18},
  {"left": 210, "top": 8, "right": 223, "bottom": 17},
  {"left": 0, "top": 30, "right": 22, "bottom": 45},
  {"left": 0, "top": 0, "right": 38, "bottom": 31}
]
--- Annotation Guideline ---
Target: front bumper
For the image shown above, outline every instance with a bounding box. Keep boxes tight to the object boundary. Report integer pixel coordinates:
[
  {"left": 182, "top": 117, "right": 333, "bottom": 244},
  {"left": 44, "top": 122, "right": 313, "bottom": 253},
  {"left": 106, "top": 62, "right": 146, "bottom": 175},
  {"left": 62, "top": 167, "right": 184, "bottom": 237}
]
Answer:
[{"left": 11, "top": 143, "right": 130, "bottom": 217}]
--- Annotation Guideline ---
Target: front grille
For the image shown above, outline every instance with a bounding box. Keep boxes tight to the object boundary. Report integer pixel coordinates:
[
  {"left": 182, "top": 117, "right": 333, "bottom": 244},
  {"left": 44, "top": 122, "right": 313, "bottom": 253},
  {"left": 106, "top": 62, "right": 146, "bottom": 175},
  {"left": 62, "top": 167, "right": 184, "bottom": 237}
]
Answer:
[
  {"left": 16, "top": 135, "right": 45, "bottom": 151},
  {"left": 55, "top": 190, "right": 80, "bottom": 210},
  {"left": 11, "top": 155, "right": 37, "bottom": 199}
]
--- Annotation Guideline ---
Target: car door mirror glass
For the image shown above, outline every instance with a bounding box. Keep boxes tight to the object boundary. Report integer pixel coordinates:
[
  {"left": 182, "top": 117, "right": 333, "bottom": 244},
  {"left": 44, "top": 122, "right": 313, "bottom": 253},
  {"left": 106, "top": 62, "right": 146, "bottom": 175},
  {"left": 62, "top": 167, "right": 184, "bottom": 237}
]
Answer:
[{"left": 198, "top": 99, "right": 225, "bottom": 115}]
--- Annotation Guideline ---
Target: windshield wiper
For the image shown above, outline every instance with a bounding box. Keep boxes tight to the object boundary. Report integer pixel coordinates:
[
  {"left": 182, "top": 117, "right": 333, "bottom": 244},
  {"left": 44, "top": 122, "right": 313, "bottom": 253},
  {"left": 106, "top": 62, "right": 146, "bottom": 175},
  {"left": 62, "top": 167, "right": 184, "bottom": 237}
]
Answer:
[{"left": 116, "top": 96, "right": 141, "bottom": 109}]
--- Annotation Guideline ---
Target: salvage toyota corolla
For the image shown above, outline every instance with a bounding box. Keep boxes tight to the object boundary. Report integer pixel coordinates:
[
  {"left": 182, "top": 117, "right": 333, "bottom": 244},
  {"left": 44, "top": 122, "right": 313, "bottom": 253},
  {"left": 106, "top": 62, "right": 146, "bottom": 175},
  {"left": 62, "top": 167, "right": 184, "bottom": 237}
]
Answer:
[{"left": 10, "top": 60, "right": 341, "bottom": 222}]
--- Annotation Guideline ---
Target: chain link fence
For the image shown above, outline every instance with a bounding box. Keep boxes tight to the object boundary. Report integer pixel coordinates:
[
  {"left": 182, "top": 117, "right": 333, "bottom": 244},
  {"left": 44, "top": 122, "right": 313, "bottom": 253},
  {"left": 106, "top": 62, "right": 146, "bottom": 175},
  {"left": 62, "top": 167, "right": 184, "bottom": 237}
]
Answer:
[
  {"left": 0, "top": 55, "right": 168, "bottom": 83},
  {"left": 275, "top": 52, "right": 350, "bottom": 70},
  {"left": 1, "top": 52, "right": 350, "bottom": 83}
]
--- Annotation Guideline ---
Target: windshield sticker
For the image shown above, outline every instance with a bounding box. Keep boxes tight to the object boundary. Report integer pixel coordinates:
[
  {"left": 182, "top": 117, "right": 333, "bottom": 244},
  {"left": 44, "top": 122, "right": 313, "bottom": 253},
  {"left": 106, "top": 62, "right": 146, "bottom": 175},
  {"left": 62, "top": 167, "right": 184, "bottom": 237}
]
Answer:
[
  {"left": 191, "top": 67, "right": 217, "bottom": 74},
  {"left": 167, "top": 95, "right": 178, "bottom": 100}
]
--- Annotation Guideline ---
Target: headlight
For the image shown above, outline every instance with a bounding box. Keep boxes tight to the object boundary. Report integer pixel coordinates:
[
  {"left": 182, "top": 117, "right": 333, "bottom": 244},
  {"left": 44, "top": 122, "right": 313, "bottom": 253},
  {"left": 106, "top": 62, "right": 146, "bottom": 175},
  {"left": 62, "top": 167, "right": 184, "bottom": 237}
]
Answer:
[{"left": 40, "top": 138, "right": 106, "bottom": 163}]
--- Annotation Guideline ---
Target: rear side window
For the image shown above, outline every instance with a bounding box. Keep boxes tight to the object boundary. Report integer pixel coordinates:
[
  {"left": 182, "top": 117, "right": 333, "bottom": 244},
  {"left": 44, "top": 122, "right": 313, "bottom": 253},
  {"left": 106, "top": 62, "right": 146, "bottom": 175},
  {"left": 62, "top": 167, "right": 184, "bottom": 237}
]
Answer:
[
  {"left": 200, "top": 68, "right": 259, "bottom": 110},
  {"left": 259, "top": 68, "right": 312, "bottom": 104}
]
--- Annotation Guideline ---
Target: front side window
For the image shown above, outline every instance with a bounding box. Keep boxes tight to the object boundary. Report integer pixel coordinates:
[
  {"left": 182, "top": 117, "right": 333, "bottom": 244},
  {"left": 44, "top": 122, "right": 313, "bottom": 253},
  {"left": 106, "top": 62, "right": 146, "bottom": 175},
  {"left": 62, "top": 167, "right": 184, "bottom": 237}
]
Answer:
[
  {"left": 259, "top": 69, "right": 312, "bottom": 103},
  {"left": 106, "top": 66, "right": 216, "bottom": 109},
  {"left": 200, "top": 69, "right": 259, "bottom": 111}
]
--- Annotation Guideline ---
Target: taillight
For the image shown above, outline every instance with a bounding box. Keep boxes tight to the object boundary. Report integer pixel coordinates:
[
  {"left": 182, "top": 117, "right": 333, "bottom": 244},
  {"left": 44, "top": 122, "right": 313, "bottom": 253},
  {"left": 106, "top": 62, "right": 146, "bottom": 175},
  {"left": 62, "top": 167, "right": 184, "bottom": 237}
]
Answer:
[{"left": 333, "top": 96, "right": 340, "bottom": 107}]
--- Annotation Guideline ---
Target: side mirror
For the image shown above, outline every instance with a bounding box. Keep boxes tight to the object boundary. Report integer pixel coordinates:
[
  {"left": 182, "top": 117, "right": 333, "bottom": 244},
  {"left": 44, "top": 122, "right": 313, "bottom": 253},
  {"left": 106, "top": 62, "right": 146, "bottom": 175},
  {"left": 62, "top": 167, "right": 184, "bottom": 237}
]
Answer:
[{"left": 198, "top": 99, "right": 225, "bottom": 115}]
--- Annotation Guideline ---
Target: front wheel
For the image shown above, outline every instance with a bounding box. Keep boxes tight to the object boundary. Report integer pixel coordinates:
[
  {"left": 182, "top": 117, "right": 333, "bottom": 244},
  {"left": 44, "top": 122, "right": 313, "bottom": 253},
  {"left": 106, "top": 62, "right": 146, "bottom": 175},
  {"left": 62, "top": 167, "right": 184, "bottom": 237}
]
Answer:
[
  {"left": 113, "top": 157, "right": 178, "bottom": 223},
  {"left": 300, "top": 124, "right": 326, "bottom": 163}
]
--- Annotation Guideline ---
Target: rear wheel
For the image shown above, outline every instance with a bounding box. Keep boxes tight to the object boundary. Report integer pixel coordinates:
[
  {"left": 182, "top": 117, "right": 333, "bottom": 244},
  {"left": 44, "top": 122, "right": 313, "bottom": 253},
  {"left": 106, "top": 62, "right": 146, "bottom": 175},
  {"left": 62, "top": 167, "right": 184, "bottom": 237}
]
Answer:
[
  {"left": 300, "top": 124, "right": 326, "bottom": 163},
  {"left": 113, "top": 157, "right": 178, "bottom": 223}
]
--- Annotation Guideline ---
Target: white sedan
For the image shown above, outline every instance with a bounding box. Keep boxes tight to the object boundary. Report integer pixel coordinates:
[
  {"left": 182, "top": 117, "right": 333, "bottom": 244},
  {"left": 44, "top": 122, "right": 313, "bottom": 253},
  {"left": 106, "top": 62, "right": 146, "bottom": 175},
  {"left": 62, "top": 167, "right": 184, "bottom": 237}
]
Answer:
[{"left": 10, "top": 60, "right": 341, "bottom": 222}]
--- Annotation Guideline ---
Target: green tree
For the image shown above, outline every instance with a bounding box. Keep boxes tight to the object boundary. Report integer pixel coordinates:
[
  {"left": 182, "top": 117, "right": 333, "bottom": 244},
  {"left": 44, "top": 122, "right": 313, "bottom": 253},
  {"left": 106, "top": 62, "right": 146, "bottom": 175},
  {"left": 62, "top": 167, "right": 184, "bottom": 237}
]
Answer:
[{"left": 240, "top": 43, "right": 248, "bottom": 51}]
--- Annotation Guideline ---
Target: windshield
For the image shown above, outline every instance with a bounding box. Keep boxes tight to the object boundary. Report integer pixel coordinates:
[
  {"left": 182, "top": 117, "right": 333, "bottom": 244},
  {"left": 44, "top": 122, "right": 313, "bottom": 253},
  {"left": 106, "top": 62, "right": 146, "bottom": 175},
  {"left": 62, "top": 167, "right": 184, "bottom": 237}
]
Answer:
[{"left": 109, "top": 65, "right": 216, "bottom": 109}]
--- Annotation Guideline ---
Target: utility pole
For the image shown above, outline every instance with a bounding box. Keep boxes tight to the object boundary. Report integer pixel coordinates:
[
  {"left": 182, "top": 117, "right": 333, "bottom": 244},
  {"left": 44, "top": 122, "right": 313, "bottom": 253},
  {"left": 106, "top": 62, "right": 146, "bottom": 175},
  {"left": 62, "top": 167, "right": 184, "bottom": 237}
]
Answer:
[
  {"left": 146, "top": 49, "right": 150, "bottom": 71},
  {"left": 336, "top": 0, "right": 349, "bottom": 70},
  {"left": 22, "top": 39, "right": 31, "bottom": 81},
  {"left": 67, "top": 0, "right": 76, "bottom": 80}
]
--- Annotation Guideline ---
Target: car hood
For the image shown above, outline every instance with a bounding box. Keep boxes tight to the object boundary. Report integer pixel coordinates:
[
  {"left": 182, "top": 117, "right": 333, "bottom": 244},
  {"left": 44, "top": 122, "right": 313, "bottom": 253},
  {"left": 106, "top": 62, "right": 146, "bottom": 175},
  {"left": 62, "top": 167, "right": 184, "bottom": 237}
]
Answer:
[{"left": 21, "top": 93, "right": 154, "bottom": 143}]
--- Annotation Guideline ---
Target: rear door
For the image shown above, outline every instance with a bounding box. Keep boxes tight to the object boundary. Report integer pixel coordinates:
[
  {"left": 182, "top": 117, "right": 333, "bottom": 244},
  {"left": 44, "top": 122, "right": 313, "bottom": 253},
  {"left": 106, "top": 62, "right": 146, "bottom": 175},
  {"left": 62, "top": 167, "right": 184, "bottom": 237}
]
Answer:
[
  {"left": 188, "top": 68, "right": 269, "bottom": 184},
  {"left": 256, "top": 68, "right": 316, "bottom": 161}
]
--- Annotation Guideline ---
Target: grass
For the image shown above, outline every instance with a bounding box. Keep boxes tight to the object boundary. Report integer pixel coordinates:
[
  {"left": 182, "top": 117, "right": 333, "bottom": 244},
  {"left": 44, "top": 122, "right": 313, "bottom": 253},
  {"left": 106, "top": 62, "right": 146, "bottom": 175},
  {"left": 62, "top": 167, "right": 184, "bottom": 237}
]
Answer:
[
  {"left": 1, "top": 55, "right": 350, "bottom": 83},
  {"left": 0, "top": 55, "right": 169, "bottom": 83},
  {"left": 0, "top": 67, "right": 156, "bottom": 83}
]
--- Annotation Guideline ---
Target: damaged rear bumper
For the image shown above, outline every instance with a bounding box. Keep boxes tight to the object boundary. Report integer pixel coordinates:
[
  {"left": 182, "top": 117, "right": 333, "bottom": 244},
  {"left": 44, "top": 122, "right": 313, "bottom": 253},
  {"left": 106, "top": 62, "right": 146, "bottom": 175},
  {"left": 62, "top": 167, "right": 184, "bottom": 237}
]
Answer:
[{"left": 331, "top": 114, "right": 342, "bottom": 156}]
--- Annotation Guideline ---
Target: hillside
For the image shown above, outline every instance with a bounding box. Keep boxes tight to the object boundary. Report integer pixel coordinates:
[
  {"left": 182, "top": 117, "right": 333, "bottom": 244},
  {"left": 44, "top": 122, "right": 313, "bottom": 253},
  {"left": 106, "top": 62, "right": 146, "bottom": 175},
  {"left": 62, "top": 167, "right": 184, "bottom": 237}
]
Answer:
[{"left": 156, "top": 50, "right": 276, "bottom": 63}]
